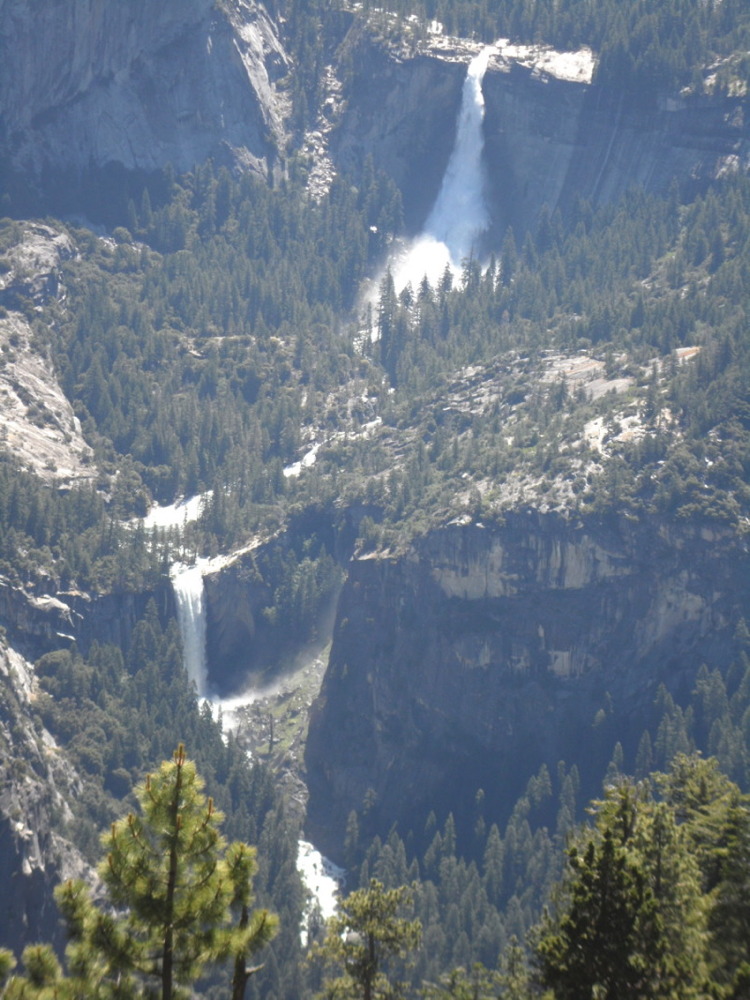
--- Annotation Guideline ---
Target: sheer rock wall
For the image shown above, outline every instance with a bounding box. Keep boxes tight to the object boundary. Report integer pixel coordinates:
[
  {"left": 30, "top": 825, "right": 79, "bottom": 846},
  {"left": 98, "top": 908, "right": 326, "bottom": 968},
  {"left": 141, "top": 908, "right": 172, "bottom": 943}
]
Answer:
[
  {"left": 0, "top": 0, "right": 289, "bottom": 179},
  {"left": 305, "top": 515, "right": 749, "bottom": 858}
]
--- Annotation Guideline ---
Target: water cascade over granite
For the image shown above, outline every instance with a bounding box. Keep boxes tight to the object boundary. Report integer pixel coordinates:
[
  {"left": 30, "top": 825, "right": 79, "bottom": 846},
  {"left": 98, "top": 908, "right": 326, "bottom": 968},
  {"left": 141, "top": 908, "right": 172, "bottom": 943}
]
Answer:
[
  {"left": 391, "top": 45, "right": 495, "bottom": 292},
  {"left": 170, "top": 563, "right": 209, "bottom": 698}
]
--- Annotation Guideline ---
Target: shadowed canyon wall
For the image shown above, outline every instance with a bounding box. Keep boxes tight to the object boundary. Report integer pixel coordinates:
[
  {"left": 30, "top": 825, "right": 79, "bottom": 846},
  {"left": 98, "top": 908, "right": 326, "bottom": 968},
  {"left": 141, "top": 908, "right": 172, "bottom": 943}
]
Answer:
[{"left": 305, "top": 515, "right": 750, "bottom": 857}]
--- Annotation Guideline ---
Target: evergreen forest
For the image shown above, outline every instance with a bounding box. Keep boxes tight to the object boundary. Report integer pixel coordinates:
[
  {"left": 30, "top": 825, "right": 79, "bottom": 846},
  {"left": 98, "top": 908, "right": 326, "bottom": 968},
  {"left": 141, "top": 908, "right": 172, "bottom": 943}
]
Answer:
[{"left": 1, "top": 0, "right": 750, "bottom": 997}]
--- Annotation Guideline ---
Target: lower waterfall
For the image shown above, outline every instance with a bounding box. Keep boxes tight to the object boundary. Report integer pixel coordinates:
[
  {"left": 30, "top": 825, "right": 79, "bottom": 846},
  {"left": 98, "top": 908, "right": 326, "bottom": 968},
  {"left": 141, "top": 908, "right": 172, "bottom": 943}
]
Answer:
[
  {"left": 165, "top": 523, "right": 344, "bottom": 922},
  {"left": 170, "top": 562, "right": 209, "bottom": 698}
]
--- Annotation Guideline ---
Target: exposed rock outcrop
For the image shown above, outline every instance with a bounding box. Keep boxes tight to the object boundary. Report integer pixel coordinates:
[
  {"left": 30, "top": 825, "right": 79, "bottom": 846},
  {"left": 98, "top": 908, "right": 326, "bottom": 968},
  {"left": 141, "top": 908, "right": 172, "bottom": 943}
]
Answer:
[
  {"left": 0, "top": 574, "right": 174, "bottom": 664},
  {"left": 305, "top": 514, "right": 750, "bottom": 858},
  {"left": 0, "top": 0, "right": 290, "bottom": 180},
  {"left": 0, "top": 224, "right": 95, "bottom": 484},
  {"left": 204, "top": 549, "right": 275, "bottom": 694},
  {"left": 0, "top": 641, "right": 90, "bottom": 956},
  {"left": 483, "top": 60, "right": 750, "bottom": 236},
  {"left": 2, "top": 5, "right": 747, "bottom": 236},
  {"left": 202, "top": 509, "right": 348, "bottom": 695},
  {"left": 330, "top": 32, "right": 467, "bottom": 231}
]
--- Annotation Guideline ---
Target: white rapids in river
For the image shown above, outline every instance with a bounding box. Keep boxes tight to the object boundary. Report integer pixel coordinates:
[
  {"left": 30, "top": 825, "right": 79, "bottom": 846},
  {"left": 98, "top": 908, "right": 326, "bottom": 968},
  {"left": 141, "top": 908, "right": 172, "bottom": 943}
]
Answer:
[
  {"left": 390, "top": 44, "right": 496, "bottom": 293},
  {"left": 297, "top": 840, "right": 346, "bottom": 943}
]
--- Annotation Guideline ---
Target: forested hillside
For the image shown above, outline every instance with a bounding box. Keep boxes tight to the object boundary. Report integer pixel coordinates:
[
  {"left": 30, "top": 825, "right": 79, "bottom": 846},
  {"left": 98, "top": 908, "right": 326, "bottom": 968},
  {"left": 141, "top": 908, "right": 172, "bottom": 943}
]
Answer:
[
  {"left": 1, "top": 0, "right": 750, "bottom": 996},
  {"left": 369, "top": 0, "right": 750, "bottom": 97}
]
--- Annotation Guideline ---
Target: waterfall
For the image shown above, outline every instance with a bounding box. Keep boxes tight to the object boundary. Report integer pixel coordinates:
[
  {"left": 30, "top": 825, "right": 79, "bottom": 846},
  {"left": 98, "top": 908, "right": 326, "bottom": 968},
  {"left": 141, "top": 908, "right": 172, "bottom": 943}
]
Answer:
[
  {"left": 391, "top": 45, "right": 495, "bottom": 294},
  {"left": 167, "top": 549, "right": 344, "bottom": 935},
  {"left": 170, "top": 562, "right": 209, "bottom": 698}
]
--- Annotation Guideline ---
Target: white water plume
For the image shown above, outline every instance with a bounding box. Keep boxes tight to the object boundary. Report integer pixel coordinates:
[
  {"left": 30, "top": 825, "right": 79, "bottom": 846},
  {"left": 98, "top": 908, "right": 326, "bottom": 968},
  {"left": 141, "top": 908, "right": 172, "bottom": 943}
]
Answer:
[
  {"left": 170, "top": 562, "right": 209, "bottom": 698},
  {"left": 143, "top": 492, "right": 209, "bottom": 529},
  {"left": 391, "top": 44, "right": 495, "bottom": 294}
]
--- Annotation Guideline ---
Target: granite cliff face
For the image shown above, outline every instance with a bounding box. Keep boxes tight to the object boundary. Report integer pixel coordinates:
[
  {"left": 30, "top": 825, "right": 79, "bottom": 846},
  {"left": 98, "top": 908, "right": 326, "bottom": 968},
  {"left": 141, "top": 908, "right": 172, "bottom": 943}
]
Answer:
[
  {"left": 305, "top": 515, "right": 750, "bottom": 857},
  {"left": 482, "top": 61, "right": 750, "bottom": 235},
  {"left": 0, "top": 223, "right": 95, "bottom": 484},
  {"left": 202, "top": 507, "right": 354, "bottom": 695},
  {"left": 329, "top": 33, "right": 468, "bottom": 231},
  {"left": 331, "top": 33, "right": 750, "bottom": 236},
  {"left": 2, "top": 5, "right": 747, "bottom": 233},
  {"left": 203, "top": 544, "right": 279, "bottom": 695},
  {"left": 0, "top": 573, "right": 174, "bottom": 664},
  {"left": 0, "top": 0, "right": 289, "bottom": 180}
]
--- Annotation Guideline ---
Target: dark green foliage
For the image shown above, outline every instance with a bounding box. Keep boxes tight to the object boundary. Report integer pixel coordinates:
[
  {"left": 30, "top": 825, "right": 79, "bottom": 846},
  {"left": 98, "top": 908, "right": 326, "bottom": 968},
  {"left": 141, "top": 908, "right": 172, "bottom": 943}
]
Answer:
[
  {"left": 537, "top": 776, "right": 713, "bottom": 999},
  {"left": 2, "top": 747, "right": 277, "bottom": 1000},
  {"left": 0, "top": 454, "right": 165, "bottom": 592},
  {"left": 251, "top": 527, "right": 344, "bottom": 644},
  {"left": 539, "top": 829, "right": 659, "bottom": 999},
  {"left": 31, "top": 609, "right": 304, "bottom": 1000},
  {"left": 350, "top": 174, "right": 750, "bottom": 533},
  {"left": 310, "top": 879, "right": 421, "bottom": 1000},
  {"left": 370, "top": 0, "right": 750, "bottom": 101},
  {"left": 339, "top": 652, "right": 750, "bottom": 997},
  {"left": 346, "top": 770, "right": 564, "bottom": 991}
]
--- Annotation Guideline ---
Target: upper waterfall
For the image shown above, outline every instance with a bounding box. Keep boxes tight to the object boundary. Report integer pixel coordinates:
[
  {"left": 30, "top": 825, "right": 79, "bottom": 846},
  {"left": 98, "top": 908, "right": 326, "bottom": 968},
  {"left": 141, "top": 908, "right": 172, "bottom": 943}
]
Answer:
[{"left": 391, "top": 44, "right": 495, "bottom": 293}]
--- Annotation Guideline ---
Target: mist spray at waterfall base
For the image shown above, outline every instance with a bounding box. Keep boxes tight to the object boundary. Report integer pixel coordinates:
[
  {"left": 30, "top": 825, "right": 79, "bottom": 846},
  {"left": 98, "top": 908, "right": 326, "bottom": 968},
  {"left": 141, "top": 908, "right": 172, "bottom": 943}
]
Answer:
[{"left": 388, "top": 44, "right": 496, "bottom": 296}]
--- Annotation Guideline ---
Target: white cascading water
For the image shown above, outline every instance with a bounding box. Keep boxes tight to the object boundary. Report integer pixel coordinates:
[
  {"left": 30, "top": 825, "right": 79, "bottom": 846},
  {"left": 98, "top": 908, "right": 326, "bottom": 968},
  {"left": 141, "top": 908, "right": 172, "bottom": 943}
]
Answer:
[
  {"left": 170, "top": 562, "right": 209, "bottom": 698},
  {"left": 157, "top": 507, "right": 343, "bottom": 922},
  {"left": 297, "top": 840, "right": 346, "bottom": 944},
  {"left": 391, "top": 44, "right": 496, "bottom": 293}
]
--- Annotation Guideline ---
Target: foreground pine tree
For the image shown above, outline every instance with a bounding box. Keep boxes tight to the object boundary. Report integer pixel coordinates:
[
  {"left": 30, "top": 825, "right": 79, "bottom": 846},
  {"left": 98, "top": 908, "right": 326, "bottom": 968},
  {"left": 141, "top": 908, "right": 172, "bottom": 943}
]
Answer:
[
  {"left": 536, "top": 766, "right": 719, "bottom": 1000},
  {"left": 3, "top": 745, "right": 277, "bottom": 1000},
  {"left": 311, "top": 879, "right": 421, "bottom": 1000}
]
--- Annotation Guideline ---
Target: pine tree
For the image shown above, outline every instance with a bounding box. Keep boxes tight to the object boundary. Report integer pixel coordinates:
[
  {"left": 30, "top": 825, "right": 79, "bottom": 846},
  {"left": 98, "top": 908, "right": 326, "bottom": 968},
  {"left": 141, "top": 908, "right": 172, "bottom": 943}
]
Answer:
[
  {"left": 537, "top": 826, "right": 659, "bottom": 1000},
  {"left": 11, "top": 745, "right": 277, "bottom": 1000},
  {"left": 311, "top": 879, "right": 421, "bottom": 1000},
  {"left": 536, "top": 780, "right": 709, "bottom": 999},
  {"left": 0, "top": 951, "right": 15, "bottom": 990}
]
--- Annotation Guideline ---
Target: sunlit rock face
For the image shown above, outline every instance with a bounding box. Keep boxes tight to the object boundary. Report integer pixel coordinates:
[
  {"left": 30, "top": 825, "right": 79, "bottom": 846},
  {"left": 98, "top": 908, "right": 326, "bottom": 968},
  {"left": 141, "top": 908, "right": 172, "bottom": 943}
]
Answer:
[
  {"left": 305, "top": 514, "right": 748, "bottom": 859},
  {"left": 0, "top": 0, "right": 289, "bottom": 179},
  {"left": 482, "top": 61, "right": 750, "bottom": 237},
  {"left": 3, "top": 4, "right": 746, "bottom": 233}
]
